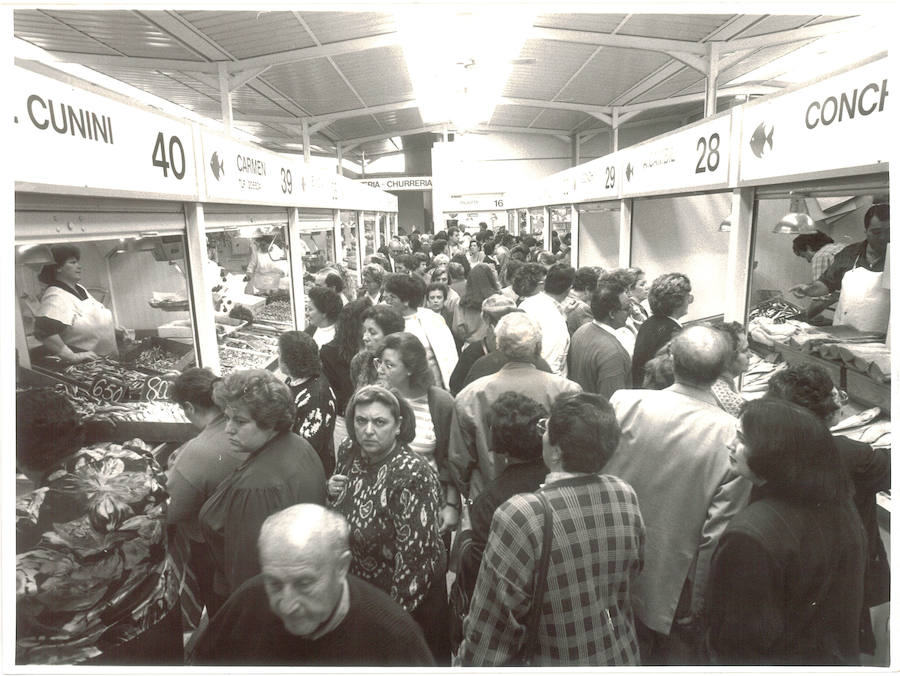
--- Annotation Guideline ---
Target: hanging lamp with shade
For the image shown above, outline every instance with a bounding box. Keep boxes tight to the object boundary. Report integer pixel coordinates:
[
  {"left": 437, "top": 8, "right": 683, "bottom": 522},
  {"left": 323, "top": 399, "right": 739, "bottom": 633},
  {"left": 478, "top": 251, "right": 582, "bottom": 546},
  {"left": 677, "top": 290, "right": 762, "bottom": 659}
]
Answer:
[{"left": 773, "top": 193, "right": 819, "bottom": 234}]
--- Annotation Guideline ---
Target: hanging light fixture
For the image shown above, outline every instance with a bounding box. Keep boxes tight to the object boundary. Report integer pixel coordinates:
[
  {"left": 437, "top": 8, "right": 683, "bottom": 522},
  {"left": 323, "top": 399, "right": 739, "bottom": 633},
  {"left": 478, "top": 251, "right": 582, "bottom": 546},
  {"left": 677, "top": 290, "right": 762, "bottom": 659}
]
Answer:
[{"left": 773, "top": 192, "right": 818, "bottom": 234}]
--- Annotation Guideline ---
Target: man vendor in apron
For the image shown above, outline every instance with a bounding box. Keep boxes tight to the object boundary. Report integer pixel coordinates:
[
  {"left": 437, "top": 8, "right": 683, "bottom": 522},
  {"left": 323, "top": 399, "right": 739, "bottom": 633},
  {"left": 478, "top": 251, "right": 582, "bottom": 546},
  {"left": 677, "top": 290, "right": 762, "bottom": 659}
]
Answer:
[
  {"left": 34, "top": 243, "right": 118, "bottom": 363},
  {"left": 790, "top": 202, "right": 890, "bottom": 333}
]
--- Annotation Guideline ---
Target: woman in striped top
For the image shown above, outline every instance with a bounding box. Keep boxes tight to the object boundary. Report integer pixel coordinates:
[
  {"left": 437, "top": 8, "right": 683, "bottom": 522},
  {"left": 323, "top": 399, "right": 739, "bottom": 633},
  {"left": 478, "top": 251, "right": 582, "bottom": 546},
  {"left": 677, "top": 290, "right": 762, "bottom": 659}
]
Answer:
[{"left": 374, "top": 332, "right": 459, "bottom": 537}]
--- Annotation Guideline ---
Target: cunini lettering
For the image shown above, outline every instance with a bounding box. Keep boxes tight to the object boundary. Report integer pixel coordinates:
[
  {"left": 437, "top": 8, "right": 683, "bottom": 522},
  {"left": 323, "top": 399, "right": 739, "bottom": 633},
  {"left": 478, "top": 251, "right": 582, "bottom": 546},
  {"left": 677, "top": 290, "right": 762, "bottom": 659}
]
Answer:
[
  {"left": 26, "top": 94, "right": 114, "bottom": 144},
  {"left": 805, "top": 79, "right": 889, "bottom": 129}
]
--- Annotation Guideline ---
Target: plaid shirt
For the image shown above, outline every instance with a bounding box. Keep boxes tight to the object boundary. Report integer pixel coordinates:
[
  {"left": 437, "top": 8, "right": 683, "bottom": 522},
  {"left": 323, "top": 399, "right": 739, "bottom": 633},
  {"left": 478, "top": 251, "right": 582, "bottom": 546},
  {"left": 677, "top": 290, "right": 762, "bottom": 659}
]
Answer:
[
  {"left": 811, "top": 242, "right": 847, "bottom": 281},
  {"left": 459, "top": 474, "right": 645, "bottom": 666}
]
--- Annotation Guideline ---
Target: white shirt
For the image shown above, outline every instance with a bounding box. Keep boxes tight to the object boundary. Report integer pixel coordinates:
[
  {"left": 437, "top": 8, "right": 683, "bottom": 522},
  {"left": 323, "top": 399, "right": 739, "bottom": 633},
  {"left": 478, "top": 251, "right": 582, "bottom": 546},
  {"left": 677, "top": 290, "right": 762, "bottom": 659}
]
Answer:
[
  {"left": 519, "top": 293, "right": 570, "bottom": 377},
  {"left": 313, "top": 323, "right": 336, "bottom": 348}
]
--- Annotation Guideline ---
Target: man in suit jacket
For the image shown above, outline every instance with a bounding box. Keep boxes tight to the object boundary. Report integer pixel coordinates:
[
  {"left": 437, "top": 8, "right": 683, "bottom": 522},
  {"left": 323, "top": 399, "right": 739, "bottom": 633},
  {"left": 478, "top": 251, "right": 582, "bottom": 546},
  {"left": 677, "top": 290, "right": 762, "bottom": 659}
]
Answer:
[
  {"left": 568, "top": 281, "right": 632, "bottom": 399},
  {"left": 631, "top": 272, "right": 693, "bottom": 387},
  {"left": 604, "top": 325, "right": 752, "bottom": 664},
  {"left": 449, "top": 312, "right": 581, "bottom": 501}
]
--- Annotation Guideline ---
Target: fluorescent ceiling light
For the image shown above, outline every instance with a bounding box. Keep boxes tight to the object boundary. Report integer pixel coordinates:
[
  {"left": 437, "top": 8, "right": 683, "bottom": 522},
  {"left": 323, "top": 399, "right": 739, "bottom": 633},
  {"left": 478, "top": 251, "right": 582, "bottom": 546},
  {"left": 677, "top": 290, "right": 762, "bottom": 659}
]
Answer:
[{"left": 396, "top": 8, "right": 534, "bottom": 131}]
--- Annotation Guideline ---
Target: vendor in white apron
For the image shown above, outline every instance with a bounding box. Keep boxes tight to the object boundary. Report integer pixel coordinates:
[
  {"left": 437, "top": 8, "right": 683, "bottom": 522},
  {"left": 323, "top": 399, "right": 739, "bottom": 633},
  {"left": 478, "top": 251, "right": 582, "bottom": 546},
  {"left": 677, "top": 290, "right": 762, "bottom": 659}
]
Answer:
[
  {"left": 245, "top": 236, "right": 290, "bottom": 295},
  {"left": 790, "top": 202, "right": 890, "bottom": 333},
  {"left": 34, "top": 243, "right": 118, "bottom": 363}
]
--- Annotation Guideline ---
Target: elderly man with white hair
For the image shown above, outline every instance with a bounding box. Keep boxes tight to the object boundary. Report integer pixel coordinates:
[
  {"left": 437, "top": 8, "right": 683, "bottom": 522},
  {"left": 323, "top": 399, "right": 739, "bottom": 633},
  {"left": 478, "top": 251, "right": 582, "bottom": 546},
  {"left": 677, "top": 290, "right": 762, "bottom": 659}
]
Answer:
[
  {"left": 191, "top": 504, "right": 434, "bottom": 666},
  {"left": 604, "top": 324, "right": 752, "bottom": 665},
  {"left": 448, "top": 312, "right": 581, "bottom": 502}
]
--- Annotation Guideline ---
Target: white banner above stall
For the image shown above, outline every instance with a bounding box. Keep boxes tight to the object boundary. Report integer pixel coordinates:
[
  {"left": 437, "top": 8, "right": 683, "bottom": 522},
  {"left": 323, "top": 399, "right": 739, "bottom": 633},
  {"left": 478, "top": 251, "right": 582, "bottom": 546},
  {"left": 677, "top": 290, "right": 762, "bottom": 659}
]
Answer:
[
  {"left": 445, "top": 194, "right": 507, "bottom": 211},
  {"left": 14, "top": 66, "right": 199, "bottom": 200},
  {"left": 356, "top": 176, "right": 432, "bottom": 191},
  {"left": 620, "top": 114, "right": 732, "bottom": 197},
  {"left": 573, "top": 153, "right": 620, "bottom": 202},
  {"left": 738, "top": 57, "right": 890, "bottom": 185},
  {"left": 200, "top": 130, "right": 302, "bottom": 206}
]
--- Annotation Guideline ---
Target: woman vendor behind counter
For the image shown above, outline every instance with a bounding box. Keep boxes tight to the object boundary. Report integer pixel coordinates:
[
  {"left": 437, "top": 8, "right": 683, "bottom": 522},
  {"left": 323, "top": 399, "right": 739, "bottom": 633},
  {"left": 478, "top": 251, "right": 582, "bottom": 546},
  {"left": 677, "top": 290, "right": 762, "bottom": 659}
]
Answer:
[{"left": 34, "top": 244, "right": 117, "bottom": 363}]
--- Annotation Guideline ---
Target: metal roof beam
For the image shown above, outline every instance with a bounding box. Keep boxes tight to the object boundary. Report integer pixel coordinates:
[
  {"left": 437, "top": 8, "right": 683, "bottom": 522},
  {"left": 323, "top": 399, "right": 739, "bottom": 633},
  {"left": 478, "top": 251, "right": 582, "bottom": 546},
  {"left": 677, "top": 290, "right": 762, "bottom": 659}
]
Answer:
[
  {"left": 136, "top": 10, "right": 230, "bottom": 61},
  {"left": 40, "top": 50, "right": 221, "bottom": 72},
  {"left": 499, "top": 96, "right": 612, "bottom": 118},
  {"left": 618, "top": 83, "right": 781, "bottom": 113},
  {"left": 343, "top": 124, "right": 445, "bottom": 147},
  {"left": 236, "top": 32, "right": 401, "bottom": 71},
  {"left": 666, "top": 50, "right": 708, "bottom": 75},
  {"left": 530, "top": 26, "right": 707, "bottom": 55},
  {"left": 471, "top": 125, "right": 573, "bottom": 137}
]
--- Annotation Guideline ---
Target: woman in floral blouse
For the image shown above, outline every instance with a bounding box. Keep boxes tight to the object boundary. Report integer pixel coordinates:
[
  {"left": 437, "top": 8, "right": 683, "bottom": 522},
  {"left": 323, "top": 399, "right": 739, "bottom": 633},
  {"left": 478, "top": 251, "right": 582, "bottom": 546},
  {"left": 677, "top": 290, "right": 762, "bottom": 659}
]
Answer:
[
  {"left": 328, "top": 384, "right": 449, "bottom": 664},
  {"left": 15, "top": 388, "right": 182, "bottom": 665},
  {"left": 279, "top": 330, "right": 337, "bottom": 475}
]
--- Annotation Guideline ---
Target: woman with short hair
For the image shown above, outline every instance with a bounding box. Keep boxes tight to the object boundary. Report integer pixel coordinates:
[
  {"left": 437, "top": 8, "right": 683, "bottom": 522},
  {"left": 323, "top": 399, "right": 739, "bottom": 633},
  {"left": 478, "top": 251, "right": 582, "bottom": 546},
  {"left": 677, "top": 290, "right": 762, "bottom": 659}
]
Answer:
[
  {"left": 307, "top": 286, "right": 343, "bottom": 348},
  {"left": 328, "top": 385, "right": 448, "bottom": 663},
  {"left": 705, "top": 398, "right": 866, "bottom": 665},
  {"left": 709, "top": 320, "right": 750, "bottom": 417},
  {"left": 199, "top": 369, "right": 326, "bottom": 615},
  {"left": 278, "top": 331, "right": 337, "bottom": 475},
  {"left": 350, "top": 304, "right": 406, "bottom": 389},
  {"left": 631, "top": 272, "right": 692, "bottom": 387}
]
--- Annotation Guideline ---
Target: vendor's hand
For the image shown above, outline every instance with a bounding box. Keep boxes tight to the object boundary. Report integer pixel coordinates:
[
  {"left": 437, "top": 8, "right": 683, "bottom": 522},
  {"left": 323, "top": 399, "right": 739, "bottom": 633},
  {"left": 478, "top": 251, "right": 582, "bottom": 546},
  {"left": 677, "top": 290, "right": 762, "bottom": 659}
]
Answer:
[
  {"left": 70, "top": 350, "right": 99, "bottom": 363},
  {"left": 788, "top": 283, "right": 809, "bottom": 298},
  {"left": 439, "top": 504, "right": 460, "bottom": 533},
  {"left": 327, "top": 474, "right": 349, "bottom": 500}
]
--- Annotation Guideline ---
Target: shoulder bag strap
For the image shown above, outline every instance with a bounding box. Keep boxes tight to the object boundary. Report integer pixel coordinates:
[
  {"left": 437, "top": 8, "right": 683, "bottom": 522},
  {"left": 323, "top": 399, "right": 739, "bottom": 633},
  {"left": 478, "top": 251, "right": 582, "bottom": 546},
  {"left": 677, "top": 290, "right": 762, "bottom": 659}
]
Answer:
[{"left": 517, "top": 491, "right": 554, "bottom": 665}]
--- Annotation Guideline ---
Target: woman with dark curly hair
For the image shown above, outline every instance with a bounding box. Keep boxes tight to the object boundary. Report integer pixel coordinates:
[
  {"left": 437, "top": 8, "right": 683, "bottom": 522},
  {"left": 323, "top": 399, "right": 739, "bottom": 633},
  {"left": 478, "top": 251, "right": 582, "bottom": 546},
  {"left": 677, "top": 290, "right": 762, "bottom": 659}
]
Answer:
[
  {"left": 511, "top": 262, "right": 547, "bottom": 300},
  {"left": 328, "top": 385, "right": 449, "bottom": 663},
  {"left": 16, "top": 388, "right": 182, "bottom": 665},
  {"left": 710, "top": 320, "right": 750, "bottom": 417},
  {"left": 320, "top": 297, "right": 372, "bottom": 450},
  {"left": 307, "top": 285, "right": 343, "bottom": 348},
  {"left": 705, "top": 399, "right": 866, "bottom": 665},
  {"left": 199, "top": 369, "right": 326, "bottom": 616},
  {"left": 631, "top": 272, "right": 692, "bottom": 387},
  {"left": 279, "top": 331, "right": 337, "bottom": 475},
  {"left": 350, "top": 304, "right": 406, "bottom": 388},
  {"left": 452, "top": 263, "right": 500, "bottom": 345}
]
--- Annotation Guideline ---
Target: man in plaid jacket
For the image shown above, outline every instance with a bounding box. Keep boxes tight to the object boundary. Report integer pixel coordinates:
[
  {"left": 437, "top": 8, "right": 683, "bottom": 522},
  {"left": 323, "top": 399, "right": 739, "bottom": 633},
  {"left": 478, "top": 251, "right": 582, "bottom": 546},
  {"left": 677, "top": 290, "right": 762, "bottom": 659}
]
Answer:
[{"left": 459, "top": 392, "right": 645, "bottom": 666}]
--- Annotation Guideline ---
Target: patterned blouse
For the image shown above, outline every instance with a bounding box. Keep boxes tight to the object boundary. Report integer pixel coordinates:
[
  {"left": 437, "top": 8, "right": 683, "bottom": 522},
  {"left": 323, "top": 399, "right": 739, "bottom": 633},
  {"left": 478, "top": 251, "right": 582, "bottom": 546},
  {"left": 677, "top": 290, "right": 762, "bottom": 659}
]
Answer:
[
  {"left": 330, "top": 438, "right": 445, "bottom": 613},
  {"left": 711, "top": 377, "right": 745, "bottom": 418},
  {"left": 16, "top": 439, "right": 179, "bottom": 665},
  {"left": 286, "top": 374, "right": 337, "bottom": 475}
]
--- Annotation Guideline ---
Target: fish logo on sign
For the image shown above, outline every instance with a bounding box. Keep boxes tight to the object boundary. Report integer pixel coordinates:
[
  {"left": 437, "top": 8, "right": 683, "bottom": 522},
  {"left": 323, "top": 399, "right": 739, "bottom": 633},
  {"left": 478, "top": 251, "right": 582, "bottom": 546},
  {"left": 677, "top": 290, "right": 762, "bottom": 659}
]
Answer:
[
  {"left": 625, "top": 162, "right": 634, "bottom": 182},
  {"left": 749, "top": 123, "right": 774, "bottom": 158},
  {"left": 210, "top": 152, "right": 225, "bottom": 180}
]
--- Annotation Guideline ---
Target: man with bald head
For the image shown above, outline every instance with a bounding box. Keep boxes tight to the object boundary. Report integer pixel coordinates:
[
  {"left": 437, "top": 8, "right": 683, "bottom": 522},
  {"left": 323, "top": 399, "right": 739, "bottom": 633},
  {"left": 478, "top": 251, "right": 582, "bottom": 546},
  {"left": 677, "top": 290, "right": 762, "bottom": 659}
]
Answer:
[
  {"left": 603, "top": 325, "right": 752, "bottom": 665},
  {"left": 191, "top": 504, "right": 433, "bottom": 666}
]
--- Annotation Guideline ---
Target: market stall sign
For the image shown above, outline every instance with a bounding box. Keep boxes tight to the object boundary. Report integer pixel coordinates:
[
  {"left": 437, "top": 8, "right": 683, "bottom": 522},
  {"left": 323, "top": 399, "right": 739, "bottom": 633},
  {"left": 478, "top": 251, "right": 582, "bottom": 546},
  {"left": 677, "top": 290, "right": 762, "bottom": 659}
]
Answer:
[
  {"left": 619, "top": 114, "right": 732, "bottom": 197},
  {"left": 739, "top": 57, "right": 889, "bottom": 184},
  {"left": 14, "top": 66, "right": 199, "bottom": 200},
  {"left": 89, "top": 375, "right": 127, "bottom": 403},
  {"left": 141, "top": 375, "right": 173, "bottom": 402},
  {"left": 200, "top": 129, "right": 301, "bottom": 206},
  {"left": 356, "top": 176, "right": 432, "bottom": 191},
  {"left": 573, "top": 153, "right": 620, "bottom": 202},
  {"left": 445, "top": 194, "right": 507, "bottom": 212}
]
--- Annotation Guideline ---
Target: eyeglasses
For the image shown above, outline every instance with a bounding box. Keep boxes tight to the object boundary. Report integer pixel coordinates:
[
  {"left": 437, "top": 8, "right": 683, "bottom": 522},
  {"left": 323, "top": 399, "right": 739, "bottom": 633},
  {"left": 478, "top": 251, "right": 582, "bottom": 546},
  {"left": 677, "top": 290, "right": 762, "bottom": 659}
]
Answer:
[
  {"left": 373, "top": 357, "right": 397, "bottom": 372},
  {"left": 832, "top": 389, "right": 849, "bottom": 406},
  {"left": 536, "top": 417, "right": 548, "bottom": 435}
]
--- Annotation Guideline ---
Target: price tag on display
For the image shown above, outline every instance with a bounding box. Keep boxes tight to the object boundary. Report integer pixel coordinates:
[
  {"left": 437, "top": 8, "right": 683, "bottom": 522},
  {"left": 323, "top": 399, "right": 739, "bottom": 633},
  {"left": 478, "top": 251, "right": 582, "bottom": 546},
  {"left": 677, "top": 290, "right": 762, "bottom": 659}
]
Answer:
[
  {"left": 90, "top": 376, "right": 127, "bottom": 403},
  {"left": 14, "top": 67, "right": 199, "bottom": 199},
  {"left": 141, "top": 375, "right": 172, "bottom": 402},
  {"left": 200, "top": 129, "right": 301, "bottom": 206},
  {"left": 620, "top": 115, "right": 732, "bottom": 197},
  {"left": 739, "top": 58, "right": 889, "bottom": 184}
]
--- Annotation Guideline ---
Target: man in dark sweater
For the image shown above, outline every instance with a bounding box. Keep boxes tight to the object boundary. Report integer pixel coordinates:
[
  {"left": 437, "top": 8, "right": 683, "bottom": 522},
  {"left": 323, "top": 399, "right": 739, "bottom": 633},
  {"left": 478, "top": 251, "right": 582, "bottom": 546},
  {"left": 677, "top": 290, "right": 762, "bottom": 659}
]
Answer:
[{"left": 191, "top": 504, "right": 434, "bottom": 666}]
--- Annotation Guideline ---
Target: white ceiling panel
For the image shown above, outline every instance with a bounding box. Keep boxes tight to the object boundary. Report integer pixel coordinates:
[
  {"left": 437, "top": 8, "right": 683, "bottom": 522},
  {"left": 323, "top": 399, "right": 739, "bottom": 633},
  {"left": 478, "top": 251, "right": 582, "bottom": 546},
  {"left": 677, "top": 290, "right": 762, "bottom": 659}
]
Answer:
[
  {"left": 618, "top": 14, "right": 736, "bottom": 41},
  {"left": 504, "top": 39, "right": 599, "bottom": 100},
  {"left": 529, "top": 108, "right": 592, "bottom": 132},
  {"left": 176, "top": 11, "right": 316, "bottom": 60},
  {"left": 331, "top": 45, "right": 413, "bottom": 106},
  {"left": 533, "top": 13, "right": 630, "bottom": 34},
  {"left": 15, "top": 9, "right": 122, "bottom": 55},
  {"left": 298, "top": 11, "right": 396, "bottom": 45},
  {"left": 262, "top": 59, "right": 362, "bottom": 115},
  {"left": 558, "top": 46, "right": 672, "bottom": 105}
]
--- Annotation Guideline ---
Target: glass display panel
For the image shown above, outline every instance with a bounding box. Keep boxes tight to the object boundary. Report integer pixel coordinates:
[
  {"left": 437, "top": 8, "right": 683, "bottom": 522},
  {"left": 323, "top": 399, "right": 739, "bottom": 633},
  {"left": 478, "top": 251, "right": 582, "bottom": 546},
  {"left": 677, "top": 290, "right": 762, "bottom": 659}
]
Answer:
[
  {"left": 631, "top": 193, "right": 731, "bottom": 322},
  {"left": 528, "top": 208, "right": 545, "bottom": 241},
  {"left": 577, "top": 203, "right": 620, "bottom": 271},
  {"left": 16, "top": 233, "right": 197, "bottom": 407},
  {"left": 363, "top": 211, "right": 376, "bottom": 257},
  {"left": 205, "top": 224, "right": 294, "bottom": 374}
]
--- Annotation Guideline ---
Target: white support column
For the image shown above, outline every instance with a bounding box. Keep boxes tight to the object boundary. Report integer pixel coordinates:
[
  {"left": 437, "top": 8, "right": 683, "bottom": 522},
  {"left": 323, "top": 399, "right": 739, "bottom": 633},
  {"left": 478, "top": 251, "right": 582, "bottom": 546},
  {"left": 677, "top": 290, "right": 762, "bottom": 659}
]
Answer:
[
  {"left": 618, "top": 199, "right": 633, "bottom": 268},
  {"left": 287, "top": 208, "right": 306, "bottom": 330},
  {"left": 569, "top": 204, "right": 580, "bottom": 268},
  {"left": 724, "top": 188, "right": 755, "bottom": 323},
  {"left": 360, "top": 152, "right": 366, "bottom": 178},
  {"left": 332, "top": 209, "right": 344, "bottom": 273},
  {"left": 301, "top": 119, "right": 311, "bottom": 163},
  {"left": 373, "top": 212, "right": 382, "bottom": 251},
  {"left": 572, "top": 134, "right": 581, "bottom": 167},
  {"left": 612, "top": 109, "right": 620, "bottom": 152},
  {"left": 354, "top": 211, "right": 364, "bottom": 284},
  {"left": 336, "top": 142, "right": 344, "bottom": 175},
  {"left": 218, "top": 62, "right": 233, "bottom": 134},
  {"left": 542, "top": 206, "right": 551, "bottom": 251},
  {"left": 184, "top": 202, "right": 220, "bottom": 373},
  {"left": 705, "top": 43, "right": 720, "bottom": 117}
]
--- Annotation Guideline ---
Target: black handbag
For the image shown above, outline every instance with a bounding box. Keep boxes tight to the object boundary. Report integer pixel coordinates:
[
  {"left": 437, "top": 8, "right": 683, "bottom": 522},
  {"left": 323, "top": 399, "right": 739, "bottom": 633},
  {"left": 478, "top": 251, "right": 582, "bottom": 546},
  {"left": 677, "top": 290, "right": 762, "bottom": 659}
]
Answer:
[{"left": 513, "top": 491, "right": 554, "bottom": 666}]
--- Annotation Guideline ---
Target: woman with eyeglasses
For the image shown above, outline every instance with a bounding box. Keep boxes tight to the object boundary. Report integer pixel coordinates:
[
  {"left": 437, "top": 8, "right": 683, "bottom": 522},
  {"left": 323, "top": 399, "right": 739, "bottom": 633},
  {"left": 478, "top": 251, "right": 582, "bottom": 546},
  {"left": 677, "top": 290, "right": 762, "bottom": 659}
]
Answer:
[
  {"left": 373, "top": 332, "right": 459, "bottom": 538},
  {"left": 710, "top": 321, "right": 751, "bottom": 417},
  {"left": 328, "top": 384, "right": 449, "bottom": 664}
]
